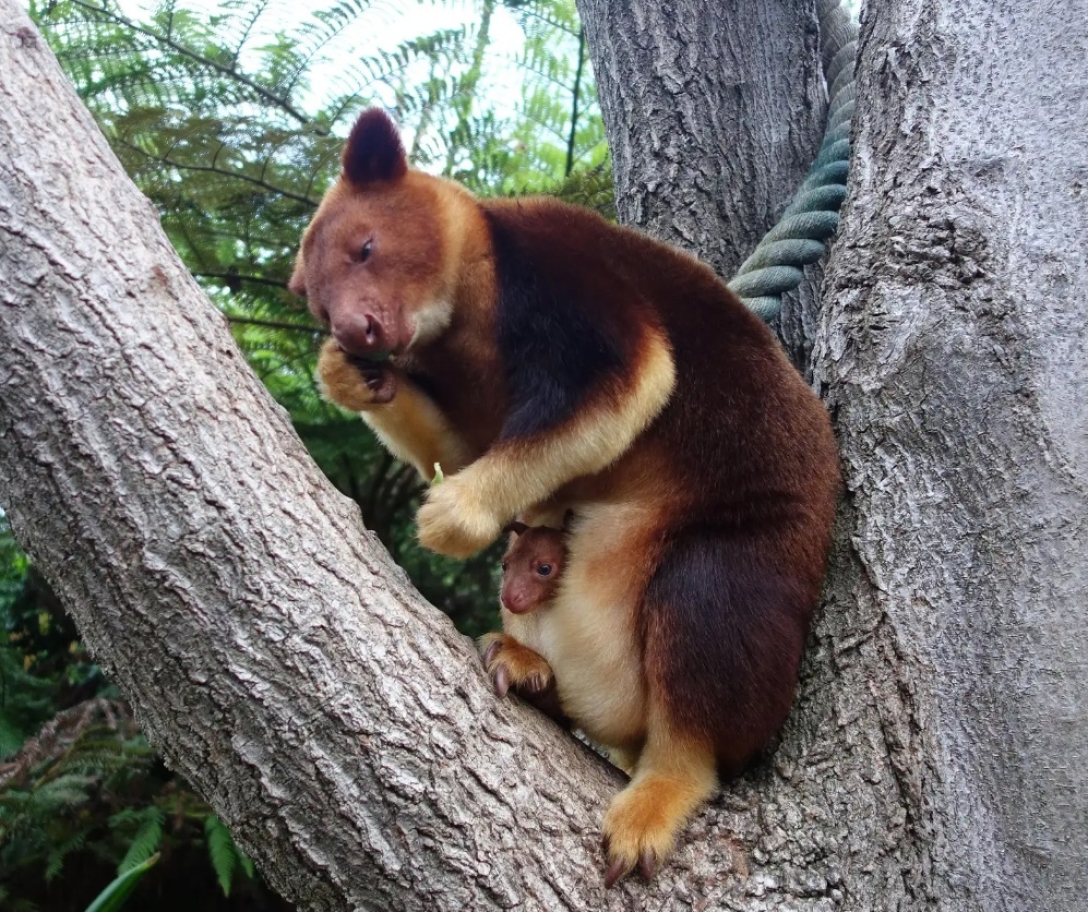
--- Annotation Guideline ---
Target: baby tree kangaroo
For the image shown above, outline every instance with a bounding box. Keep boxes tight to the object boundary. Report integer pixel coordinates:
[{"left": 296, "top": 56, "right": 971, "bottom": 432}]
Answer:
[
  {"left": 290, "top": 108, "right": 840, "bottom": 886},
  {"left": 498, "top": 520, "right": 567, "bottom": 617}
]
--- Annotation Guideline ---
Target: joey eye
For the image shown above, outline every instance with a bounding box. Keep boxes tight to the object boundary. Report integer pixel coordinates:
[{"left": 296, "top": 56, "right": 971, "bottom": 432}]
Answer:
[
  {"left": 536, "top": 564, "right": 552, "bottom": 577},
  {"left": 501, "top": 560, "right": 508, "bottom": 572},
  {"left": 356, "top": 240, "right": 374, "bottom": 263}
]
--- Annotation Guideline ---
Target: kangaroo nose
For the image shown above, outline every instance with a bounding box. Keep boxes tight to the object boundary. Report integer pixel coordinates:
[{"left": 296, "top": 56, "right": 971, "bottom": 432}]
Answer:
[
  {"left": 333, "top": 312, "right": 385, "bottom": 357},
  {"left": 501, "top": 592, "right": 525, "bottom": 614}
]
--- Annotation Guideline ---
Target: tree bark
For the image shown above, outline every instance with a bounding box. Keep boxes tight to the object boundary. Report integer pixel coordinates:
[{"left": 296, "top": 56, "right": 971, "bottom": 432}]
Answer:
[
  {"left": 575, "top": 0, "right": 826, "bottom": 278},
  {"left": 576, "top": 0, "right": 836, "bottom": 380},
  {"left": 2, "top": 0, "right": 1086, "bottom": 910},
  {"left": 582, "top": 0, "right": 1088, "bottom": 909},
  {"left": 815, "top": 0, "right": 1088, "bottom": 908}
]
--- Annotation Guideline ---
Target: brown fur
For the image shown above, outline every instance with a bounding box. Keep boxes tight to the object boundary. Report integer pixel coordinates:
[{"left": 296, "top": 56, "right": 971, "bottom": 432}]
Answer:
[
  {"left": 499, "top": 523, "right": 567, "bottom": 615},
  {"left": 479, "top": 632, "right": 554, "bottom": 694},
  {"left": 292, "top": 109, "right": 841, "bottom": 885}
]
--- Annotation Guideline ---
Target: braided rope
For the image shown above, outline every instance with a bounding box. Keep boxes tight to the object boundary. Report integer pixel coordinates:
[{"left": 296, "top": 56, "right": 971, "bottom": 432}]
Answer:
[{"left": 728, "top": 0, "right": 859, "bottom": 321}]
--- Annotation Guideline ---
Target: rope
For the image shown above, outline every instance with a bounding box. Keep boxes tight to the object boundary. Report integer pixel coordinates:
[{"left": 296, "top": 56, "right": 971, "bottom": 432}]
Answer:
[{"left": 728, "top": 0, "right": 859, "bottom": 321}]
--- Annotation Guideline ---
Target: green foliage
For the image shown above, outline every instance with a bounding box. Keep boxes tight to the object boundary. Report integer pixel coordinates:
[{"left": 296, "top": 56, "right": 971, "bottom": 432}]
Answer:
[
  {"left": 0, "top": 684, "right": 274, "bottom": 909},
  {"left": 85, "top": 852, "right": 159, "bottom": 912},
  {"left": 0, "top": 695, "right": 150, "bottom": 890},
  {"left": 204, "top": 814, "right": 254, "bottom": 896},
  {"left": 1, "top": 512, "right": 277, "bottom": 908},
  {"left": 115, "top": 807, "right": 164, "bottom": 873},
  {"left": 0, "top": 645, "right": 52, "bottom": 760}
]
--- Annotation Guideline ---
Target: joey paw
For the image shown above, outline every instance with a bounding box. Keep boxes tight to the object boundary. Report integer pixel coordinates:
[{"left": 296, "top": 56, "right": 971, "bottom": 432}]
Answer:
[{"left": 478, "top": 633, "right": 555, "bottom": 700}]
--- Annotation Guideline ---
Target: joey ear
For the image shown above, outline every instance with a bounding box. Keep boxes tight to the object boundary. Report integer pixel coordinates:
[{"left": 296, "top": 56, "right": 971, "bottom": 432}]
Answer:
[
  {"left": 287, "top": 254, "right": 306, "bottom": 297},
  {"left": 503, "top": 521, "right": 529, "bottom": 537},
  {"left": 343, "top": 108, "right": 408, "bottom": 185}
]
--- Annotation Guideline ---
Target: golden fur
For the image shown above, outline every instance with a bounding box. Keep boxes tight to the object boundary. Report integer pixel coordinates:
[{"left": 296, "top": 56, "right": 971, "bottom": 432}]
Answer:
[
  {"left": 317, "top": 342, "right": 472, "bottom": 479},
  {"left": 416, "top": 330, "right": 676, "bottom": 557}
]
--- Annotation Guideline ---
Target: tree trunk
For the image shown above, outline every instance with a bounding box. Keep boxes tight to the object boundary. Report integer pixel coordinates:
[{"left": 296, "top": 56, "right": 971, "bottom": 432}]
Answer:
[
  {"left": 576, "top": 0, "right": 836, "bottom": 381},
  {"left": 581, "top": 0, "right": 1088, "bottom": 909},
  {"left": 576, "top": 0, "right": 826, "bottom": 278},
  {"left": 2, "top": 0, "right": 1085, "bottom": 910},
  {"left": 814, "top": 0, "right": 1088, "bottom": 908}
]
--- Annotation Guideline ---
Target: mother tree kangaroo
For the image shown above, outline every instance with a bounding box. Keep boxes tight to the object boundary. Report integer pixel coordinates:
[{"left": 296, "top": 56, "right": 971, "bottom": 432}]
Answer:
[{"left": 289, "top": 109, "right": 840, "bottom": 887}]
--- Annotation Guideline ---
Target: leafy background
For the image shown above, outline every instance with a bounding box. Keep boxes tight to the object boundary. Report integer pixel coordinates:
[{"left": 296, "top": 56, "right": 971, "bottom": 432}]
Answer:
[{"left": 1, "top": 0, "right": 610, "bottom": 907}]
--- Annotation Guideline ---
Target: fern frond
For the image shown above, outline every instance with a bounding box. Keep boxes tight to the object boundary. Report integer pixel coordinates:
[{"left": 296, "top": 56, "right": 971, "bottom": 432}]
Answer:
[
  {"left": 44, "top": 830, "right": 88, "bottom": 882},
  {"left": 117, "top": 807, "right": 165, "bottom": 873},
  {"left": 204, "top": 814, "right": 237, "bottom": 896}
]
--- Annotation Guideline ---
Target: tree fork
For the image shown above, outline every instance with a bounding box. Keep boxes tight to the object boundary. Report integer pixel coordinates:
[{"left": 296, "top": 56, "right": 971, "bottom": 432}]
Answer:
[
  {"left": 6, "top": 0, "right": 1086, "bottom": 910},
  {"left": 0, "top": 2, "right": 917, "bottom": 909}
]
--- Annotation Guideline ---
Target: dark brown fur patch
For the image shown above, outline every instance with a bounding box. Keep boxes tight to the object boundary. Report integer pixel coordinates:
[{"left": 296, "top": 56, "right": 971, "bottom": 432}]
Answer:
[{"left": 342, "top": 108, "right": 408, "bottom": 185}]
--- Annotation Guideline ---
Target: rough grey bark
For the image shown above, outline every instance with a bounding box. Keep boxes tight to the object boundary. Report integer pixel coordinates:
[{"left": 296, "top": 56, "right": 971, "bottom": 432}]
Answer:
[
  {"left": 578, "top": 0, "right": 837, "bottom": 378},
  {"left": 814, "top": 0, "right": 1088, "bottom": 908},
  {"left": 575, "top": 0, "right": 826, "bottom": 279},
  {"left": 579, "top": 0, "right": 1088, "bottom": 909},
  {"left": 2, "top": 0, "right": 1085, "bottom": 910}
]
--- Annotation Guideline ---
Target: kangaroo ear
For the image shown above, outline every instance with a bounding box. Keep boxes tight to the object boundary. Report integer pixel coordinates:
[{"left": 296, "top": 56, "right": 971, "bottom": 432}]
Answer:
[
  {"left": 343, "top": 108, "right": 408, "bottom": 185},
  {"left": 502, "top": 521, "right": 529, "bottom": 537}
]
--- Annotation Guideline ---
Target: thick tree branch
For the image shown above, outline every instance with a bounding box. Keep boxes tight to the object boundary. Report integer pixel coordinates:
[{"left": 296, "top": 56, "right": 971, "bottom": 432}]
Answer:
[
  {"left": 816, "top": 0, "right": 1088, "bottom": 906},
  {"left": 576, "top": 0, "right": 826, "bottom": 277}
]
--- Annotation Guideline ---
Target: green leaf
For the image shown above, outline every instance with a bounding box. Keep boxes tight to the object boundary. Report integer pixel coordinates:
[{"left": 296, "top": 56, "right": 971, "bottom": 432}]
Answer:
[
  {"left": 85, "top": 852, "right": 159, "bottom": 912},
  {"left": 0, "top": 711, "right": 24, "bottom": 758},
  {"left": 46, "top": 831, "right": 88, "bottom": 882},
  {"left": 117, "top": 808, "right": 164, "bottom": 874},
  {"left": 205, "top": 814, "right": 237, "bottom": 896},
  {"left": 238, "top": 848, "right": 256, "bottom": 881}
]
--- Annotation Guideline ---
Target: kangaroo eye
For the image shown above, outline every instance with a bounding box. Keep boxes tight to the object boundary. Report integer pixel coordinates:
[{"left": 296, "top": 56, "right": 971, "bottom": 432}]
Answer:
[
  {"left": 357, "top": 240, "right": 374, "bottom": 263},
  {"left": 537, "top": 564, "right": 552, "bottom": 577},
  {"left": 501, "top": 561, "right": 508, "bottom": 572}
]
